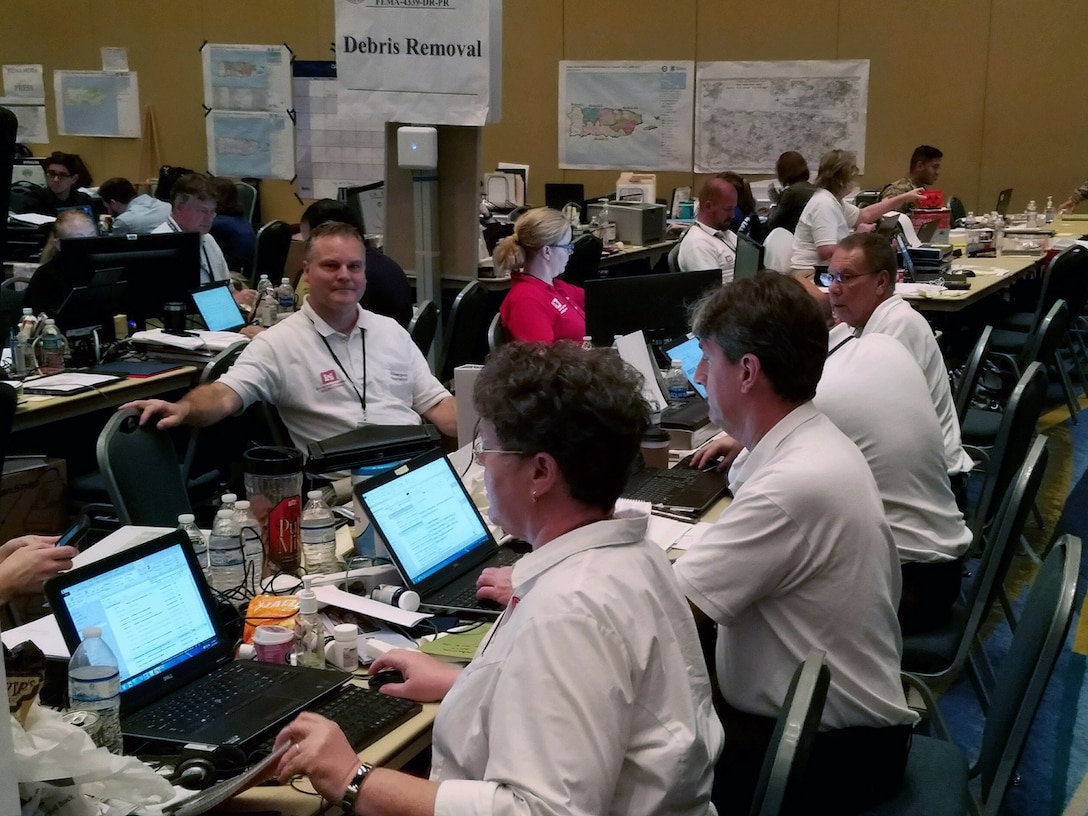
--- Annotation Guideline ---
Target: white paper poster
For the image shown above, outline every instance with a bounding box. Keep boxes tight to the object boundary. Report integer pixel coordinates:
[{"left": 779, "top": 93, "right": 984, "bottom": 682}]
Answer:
[
  {"left": 559, "top": 61, "right": 694, "bottom": 171},
  {"left": 694, "top": 60, "right": 870, "bottom": 175},
  {"left": 0, "top": 99, "right": 48, "bottom": 143},
  {"left": 202, "top": 44, "right": 292, "bottom": 112},
  {"left": 334, "top": 0, "right": 501, "bottom": 126},
  {"left": 53, "top": 70, "right": 141, "bottom": 138},
  {"left": 2, "top": 63, "right": 44, "bottom": 98},
  {"left": 206, "top": 110, "right": 295, "bottom": 180}
]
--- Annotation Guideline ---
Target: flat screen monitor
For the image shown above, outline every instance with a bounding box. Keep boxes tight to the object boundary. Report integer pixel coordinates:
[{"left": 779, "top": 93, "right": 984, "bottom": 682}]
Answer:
[
  {"left": 584, "top": 268, "right": 721, "bottom": 348},
  {"left": 12, "top": 158, "right": 46, "bottom": 187},
  {"left": 59, "top": 232, "right": 201, "bottom": 329},
  {"left": 734, "top": 233, "right": 763, "bottom": 280},
  {"left": 339, "top": 181, "right": 384, "bottom": 235},
  {"left": 544, "top": 183, "right": 586, "bottom": 222},
  {"left": 55, "top": 282, "right": 127, "bottom": 336}
]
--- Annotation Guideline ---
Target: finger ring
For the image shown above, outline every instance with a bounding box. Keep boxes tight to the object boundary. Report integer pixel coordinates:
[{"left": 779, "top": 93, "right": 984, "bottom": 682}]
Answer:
[{"left": 294, "top": 742, "right": 302, "bottom": 752}]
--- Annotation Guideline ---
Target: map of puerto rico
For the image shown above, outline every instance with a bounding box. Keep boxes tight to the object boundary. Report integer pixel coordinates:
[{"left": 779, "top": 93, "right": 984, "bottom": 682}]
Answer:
[{"left": 567, "top": 105, "right": 644, "bottom": 138}]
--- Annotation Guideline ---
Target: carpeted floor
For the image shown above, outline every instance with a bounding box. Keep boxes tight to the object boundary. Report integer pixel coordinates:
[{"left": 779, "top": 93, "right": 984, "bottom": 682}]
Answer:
[{"left": 937, "top": 399, "right": 1088, "bottom": 815}]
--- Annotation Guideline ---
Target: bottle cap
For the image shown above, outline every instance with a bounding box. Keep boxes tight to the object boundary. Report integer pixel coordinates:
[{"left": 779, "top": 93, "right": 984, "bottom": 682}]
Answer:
[
  {"left": 235, "top": 500, "right": 250, "bottom": 510},
  {"left": 81, "top": 626, "right": 102, "bottom": 639},
  {"left": 333, "top": 623, "right": 358, "bottom": 642},
  {"left": 221, "top": 493, "right": 237, "bottom": 504},
  {"left": 178, "top": 513, "right": 195, "bottom": 524},
  {"left": 308, "top": 489, "right": 323, "bottom": 500},
  {"left": 216, "top": 508, "right": 233, "bottom": 518}
]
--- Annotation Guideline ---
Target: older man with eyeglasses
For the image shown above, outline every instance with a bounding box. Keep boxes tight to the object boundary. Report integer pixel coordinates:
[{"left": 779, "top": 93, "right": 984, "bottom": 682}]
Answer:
[{"left": 826, "top": 233, "right": 973, "bottom": 486}]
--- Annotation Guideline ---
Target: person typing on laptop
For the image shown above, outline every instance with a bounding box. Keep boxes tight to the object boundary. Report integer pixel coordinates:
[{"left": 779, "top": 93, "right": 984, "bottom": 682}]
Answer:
[
  {"left": 270, "top": 342, "right": 723, "bottom": 816},
  {"left": 122, "top": 221, "right": 456, "bottom": 451}
]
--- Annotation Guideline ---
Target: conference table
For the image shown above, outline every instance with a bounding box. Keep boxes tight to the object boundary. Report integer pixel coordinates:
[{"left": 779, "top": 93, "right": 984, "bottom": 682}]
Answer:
[
  {"left": 901, "top": 254, "right": 1042, "bottom": 314},
  {"left": 11, "top": 365, "right": 199, "bottom": 433}
]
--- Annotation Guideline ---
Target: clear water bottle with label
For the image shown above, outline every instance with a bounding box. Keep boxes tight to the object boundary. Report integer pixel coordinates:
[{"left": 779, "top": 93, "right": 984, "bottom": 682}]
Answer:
[
  {"left": 207, "top": 507, "right": 244, "bottom": 593},
  {"left": 177, "top": 513, "right": 207, "bottom": 565},
  {"left": 666, "top": 359, "right": 688, "bottom": 401},
  {"left": 68, "top": 626, "right": 122, "bottom": 753},
  {"left": 276, "top": 277, "right": 295, "bottom": 319},
  {"left": 1045, "top": 196, "right": 1055, "bottom": 224},
  {"left": 234, "top": 499, "right": 264, "bottom": 591},
  {"left": 301, "top": 490, "right": 339, "bottom": 575},
  {"left": 1026, "top": 200, "right": 1038, "bottom": 229},
  {"left": 13, "top": 308, "right": 37, "bottom": 375},
  {"left": 581, "top": 335, "right": 593, "bottom": 351},
  {"left": 255, "top": 274, "right": 273, "bottom": 301},
  {"left": 34, "top": 318, "right": 67, "bottom": 374}
]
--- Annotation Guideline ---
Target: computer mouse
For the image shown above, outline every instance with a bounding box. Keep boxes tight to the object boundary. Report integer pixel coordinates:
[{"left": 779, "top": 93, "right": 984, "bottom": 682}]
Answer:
[
  {"left": 962, "top": 269, "right": 976, "bottom": 277},
  {"left": 368, "top": 668, "right": 405, "bottom": 691}
]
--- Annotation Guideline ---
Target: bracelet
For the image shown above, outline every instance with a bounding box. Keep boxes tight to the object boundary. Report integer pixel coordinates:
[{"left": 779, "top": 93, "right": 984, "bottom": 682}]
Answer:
[{"left": 340, "top": 762, "right": 373, "bottom": 814}]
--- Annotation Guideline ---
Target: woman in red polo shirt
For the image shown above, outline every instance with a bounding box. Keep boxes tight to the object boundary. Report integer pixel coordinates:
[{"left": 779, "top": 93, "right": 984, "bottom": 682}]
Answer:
[{"left": 495, "top": 207, "right": 586, "bottom": 344}]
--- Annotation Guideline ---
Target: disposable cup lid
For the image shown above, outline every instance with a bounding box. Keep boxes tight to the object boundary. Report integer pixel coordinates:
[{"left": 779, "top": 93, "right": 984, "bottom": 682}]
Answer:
[{"left": 253, "top": 625, "right": 294, "bottom": 645}]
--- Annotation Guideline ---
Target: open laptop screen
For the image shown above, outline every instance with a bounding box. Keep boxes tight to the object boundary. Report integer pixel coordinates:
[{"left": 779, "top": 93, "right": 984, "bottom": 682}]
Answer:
[
  {"left": 190, "top": 281, "right": 246, "bottom": 331},
  {"left": 49, "top": 537, "right": 218, "bottom": 695},
  {"left": 357, "top": 454, "right": 492, "bottom": 585},
  {"left": 665, "top": 335, "right": 708, "bottom": 399}
]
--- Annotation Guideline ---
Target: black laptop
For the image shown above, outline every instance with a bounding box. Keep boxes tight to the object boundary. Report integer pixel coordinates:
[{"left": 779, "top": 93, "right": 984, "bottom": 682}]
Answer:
[
  {"left": 190, "top": 280, "right": 248, "bottom": 332},
  {"left": 354, "top": 449, "right": 521, "bottom": 616},
  {"left": 46, "top": 530, "right": 349, "bottom": 748},
  {"left": 622, "top": 454, "right": 729, "bottom": 517}
]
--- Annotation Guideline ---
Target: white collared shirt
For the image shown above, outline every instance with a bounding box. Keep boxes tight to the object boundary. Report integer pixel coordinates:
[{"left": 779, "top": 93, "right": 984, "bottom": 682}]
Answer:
[{"left": 676, "top": 221, "right": 737, "bottom": 284}]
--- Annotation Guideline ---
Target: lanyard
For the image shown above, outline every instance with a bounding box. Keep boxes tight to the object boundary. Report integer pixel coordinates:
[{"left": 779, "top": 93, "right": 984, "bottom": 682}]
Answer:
[
  {"left": 167, "top": 218, "right": 214, "bottom": 282},
  {"left": 827, "top": 333, "right": 855, "bottom": 358},
  {"left": 311, "top": 315, "right": 368, "bottom": 420}
]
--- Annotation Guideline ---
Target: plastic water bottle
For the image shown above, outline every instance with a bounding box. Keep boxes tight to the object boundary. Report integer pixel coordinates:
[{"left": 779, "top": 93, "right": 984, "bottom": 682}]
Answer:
[
  {"left": 581, "top": 335, "right": 593, "bottom": 351},
  {"left": 255, "top": 274, "right": 273, "bottom": 301},
  {"left": 276, "top": 277, "right": 295, "bottom": 318},
  {"left": 177, "top": 513, "right": 207, "bottom": 566},
  {"left": 1026, "top": 200, "right": 1038, "bottom": 229},
  {"left": 1045, "top": 196, "right": 1055, "bottom": 224},
  {"left": 258, "top": 288, "right": 278, "bottom": 328},
  {"left": 68, "top": 627, "right": 122, "bottom": 753},
  {"left": 13, "top": 308, "right": 36, "bottom": 375},
  {"left": 597, "top": 199, "right": 616, "bottom": 245},
  {"left": 207, "top": 508, "right": 244, "bottom": 593},
  {"left": 34, "top": 318, "right": 67, "bottom": 374},
  {"left": 220, "top": 493, "right": 237, "bottom": 514},
  {"left": 666, "top": 359, "right": 689, "bottom": 401},
  {"left": 294, "top": 576, "right": 325, "bottom": 668},
  {"left": 234, "top": 500, "right": 264, "bottom": 591},
  {"left": 301, "top": 490, "right": 339, "bottom": 575}
]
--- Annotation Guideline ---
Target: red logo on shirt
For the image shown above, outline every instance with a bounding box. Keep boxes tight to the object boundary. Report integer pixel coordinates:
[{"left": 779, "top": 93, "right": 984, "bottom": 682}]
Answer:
[{"left": 320, "top": 370, "right": 339, "bottom": 385}]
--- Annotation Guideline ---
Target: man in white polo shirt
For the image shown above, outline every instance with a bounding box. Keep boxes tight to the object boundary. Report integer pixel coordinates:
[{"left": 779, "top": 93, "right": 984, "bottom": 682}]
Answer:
[
  {"left": 676, "top": 176, "right": 738, "bottom": 283},
  {"left": 151, "top": 173, "right": 230, "bottom": 285},
  {"left": 124, "top": 222, "right": 456, "bottom": 452},
  {"left": 679, "top": 273, "right": 916, "bottom": 814}
]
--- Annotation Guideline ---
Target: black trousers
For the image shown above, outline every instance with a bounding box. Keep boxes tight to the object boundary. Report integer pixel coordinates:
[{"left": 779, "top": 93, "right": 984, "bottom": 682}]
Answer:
[
  {"left": 712, "top": 700, "right": 912, "bottom": 815},
  {"left": 899, "top": 558, "right": 964, "bottom": 636}
]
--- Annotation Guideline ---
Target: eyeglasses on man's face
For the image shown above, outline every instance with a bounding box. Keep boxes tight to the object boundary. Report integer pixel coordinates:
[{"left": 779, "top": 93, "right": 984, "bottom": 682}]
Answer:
[
  {"left": 46, "top": 170, "right": 72, "bottom": 180},
  {"left": 818, "top": 269, "right": 879, "bottom": 287}
]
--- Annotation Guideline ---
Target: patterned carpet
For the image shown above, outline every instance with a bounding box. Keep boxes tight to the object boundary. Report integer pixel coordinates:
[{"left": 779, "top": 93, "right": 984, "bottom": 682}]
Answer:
[{"left": 938, "top": 399, "right": 1088, "bottom": 815}]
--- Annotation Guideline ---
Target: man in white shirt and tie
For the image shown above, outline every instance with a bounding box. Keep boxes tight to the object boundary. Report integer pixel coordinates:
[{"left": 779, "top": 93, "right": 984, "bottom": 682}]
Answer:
[{"left": 676, "top": 176, "right": 738, "bottom": 284}]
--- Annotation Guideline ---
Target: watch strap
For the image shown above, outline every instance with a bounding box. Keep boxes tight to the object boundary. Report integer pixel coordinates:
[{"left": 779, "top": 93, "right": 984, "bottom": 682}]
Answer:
[{"left": 340, "top": 762, "right": 373, "bottom": 814}]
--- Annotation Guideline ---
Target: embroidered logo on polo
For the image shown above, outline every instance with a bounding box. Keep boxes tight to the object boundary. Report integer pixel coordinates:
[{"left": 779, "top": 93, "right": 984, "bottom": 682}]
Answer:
[
  {"left": 550, "top": 296, "right": 568, "bottom": 314},
  {"left": 318, "top": 369, "right": 342, "bottom": 392}
]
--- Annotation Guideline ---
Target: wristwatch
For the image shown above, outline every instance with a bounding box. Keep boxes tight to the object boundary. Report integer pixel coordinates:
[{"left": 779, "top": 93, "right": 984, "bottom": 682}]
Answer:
[{"left": 340, "top": 762, "right": 373, "bottom": 814}]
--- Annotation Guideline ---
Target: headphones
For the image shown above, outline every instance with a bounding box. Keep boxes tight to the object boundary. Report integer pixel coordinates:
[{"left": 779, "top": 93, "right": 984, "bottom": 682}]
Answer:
[{"left": 168, "top": 744, "right": 248, "bottom": 790}]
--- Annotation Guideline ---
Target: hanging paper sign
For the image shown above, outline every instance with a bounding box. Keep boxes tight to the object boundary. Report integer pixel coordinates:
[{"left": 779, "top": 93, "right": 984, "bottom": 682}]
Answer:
[{"left": 334, "top": 0, "right": 501, "bottom": 126}]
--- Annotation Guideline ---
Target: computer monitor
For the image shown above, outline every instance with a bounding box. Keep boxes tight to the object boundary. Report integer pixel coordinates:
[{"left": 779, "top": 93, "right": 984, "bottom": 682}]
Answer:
[
  {"left": 11, "top": 157, "right": 46, "bottom": 187},
  {"left": 339, "top": 181, "right": 384, "bottom": 235},
  {"left": 54, "top": 282, "right": 128, "bottom": 337},
  {"left": 734, "top": 233, "right": 763, "bottom": 280},
  {"left": 584, "top": 268, "right": 721, "bottom": 348},
  {"left": 59, "top": 232, "right": 201, "bottom": 329},
  {"left": 544, "top": 183, "right": 586, "bottom": 222}
]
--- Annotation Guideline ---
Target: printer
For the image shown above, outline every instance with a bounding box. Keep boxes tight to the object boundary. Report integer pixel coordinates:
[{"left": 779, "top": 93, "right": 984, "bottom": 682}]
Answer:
[{"left": 586, "top": 201, "right": 666, "bottom": 245}]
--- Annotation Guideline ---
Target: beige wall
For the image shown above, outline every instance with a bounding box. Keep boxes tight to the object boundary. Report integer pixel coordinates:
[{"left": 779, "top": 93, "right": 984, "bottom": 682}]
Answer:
[{"left": 3, "top": 0, "right": 1084, "bottom": 223}]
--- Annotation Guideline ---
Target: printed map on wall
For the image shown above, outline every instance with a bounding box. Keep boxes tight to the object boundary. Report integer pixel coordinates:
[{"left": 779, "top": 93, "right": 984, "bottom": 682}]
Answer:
[
  {"left": 559, "top": 61, "right": 694, "bottom": 171},
  {"left": 202, "top": 44, "right": 292, "bottom": 112},
  {"left": 206, "top": 110, "right": 294, "bottom": 180},
  {"left": 53, "top": 71, "right": 140, "bottom": 138},
  {"left": 694, "top": 60, "right": 869, "bottom": 175}
]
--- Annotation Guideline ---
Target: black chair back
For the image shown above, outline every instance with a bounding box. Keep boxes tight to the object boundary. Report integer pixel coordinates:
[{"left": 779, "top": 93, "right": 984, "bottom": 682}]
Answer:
[
  {"left": 252, "top": 220, "right": 294, "bottom": 287},
  {"left": 955, "top": 325, "right": 993, "bottom": 423},
  {"left": 408, "top": 299, "right": 440, "bottom": 358},
  {"left": 440, "top": 282, "right": 489, "bottom": 382}
]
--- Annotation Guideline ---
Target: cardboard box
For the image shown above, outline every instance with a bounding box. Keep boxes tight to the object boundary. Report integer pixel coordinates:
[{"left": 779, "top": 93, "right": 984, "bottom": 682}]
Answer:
[{"left": 0, "top": 457, "right": 67, "bottom": 541}]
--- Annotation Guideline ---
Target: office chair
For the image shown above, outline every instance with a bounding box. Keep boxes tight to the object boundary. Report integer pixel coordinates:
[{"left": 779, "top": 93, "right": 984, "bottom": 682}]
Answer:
[
  {"left": 561, "top": 233, "right": 604, "bottom": 287},
  {"left": 408, "top": 299, "right": 440, "bottom": 358},
  {"left": 486, "top": 312, "right": 506, "bottom": 352},
  {"left": 949, "top": 196, "right": 967, "bottom": 226},
  {"left": 97, "top": 408, "right": 192, "bottom": 526},
  {"left": 749, "top": 650, "right": 830, "bottom": 816},
  {"left": 902, "top": 436, "right": 1048, "bottom": 706},
  {"left": 251, "top": 220, "right": 294, "bottom": 288},
  {"left": 863, "top": 535, "right": 1080, "bottom": 816},
  {"left": 666, "top": 241, "right": 682, "bottom": 274},
  {"left": 954, "top": 326, "right": 993, "bottom": 424},
  {"left": 182, "top": 340, "right": 250, "bottom": 497},
  {"left": 439, "top": 281, "right": 489, "bottom": 383},
  {"left": 235, "top": 181, "right": 257, "bottom": 225}
]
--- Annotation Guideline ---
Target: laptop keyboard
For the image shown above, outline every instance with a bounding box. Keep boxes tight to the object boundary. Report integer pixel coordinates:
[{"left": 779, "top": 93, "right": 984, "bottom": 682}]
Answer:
[
  {"left": 246, "top": 685, "right": 421, "bottom": 760},
  {"left": 127, "top": 662, "right": 278, "bottom": 736},
  {"left": 427, "top": 549, "right": 521, "bottom": 610},
  {"left": 623, "top": 468, "right": 701, "bottom": 504}
]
